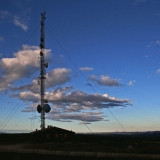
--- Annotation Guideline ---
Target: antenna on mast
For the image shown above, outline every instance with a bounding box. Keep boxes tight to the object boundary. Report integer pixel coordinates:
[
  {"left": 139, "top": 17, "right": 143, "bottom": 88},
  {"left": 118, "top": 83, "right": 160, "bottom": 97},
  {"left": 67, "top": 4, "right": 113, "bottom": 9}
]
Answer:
[{"left": 37, "top": 11, "right": 51, "bottom": 130}]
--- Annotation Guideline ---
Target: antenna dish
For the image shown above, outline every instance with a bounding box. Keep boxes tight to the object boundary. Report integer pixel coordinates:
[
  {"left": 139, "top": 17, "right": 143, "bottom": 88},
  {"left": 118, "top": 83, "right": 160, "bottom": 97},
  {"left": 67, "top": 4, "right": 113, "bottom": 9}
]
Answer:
[
  {"left": 44, "top": 104, "right": 51, "bottom": 113},
  {"left": 37, "top": 104, "right": 42, "bottom": 113},
  {"left": 44, "top": 63, "right": 48, "bottom": 68}
]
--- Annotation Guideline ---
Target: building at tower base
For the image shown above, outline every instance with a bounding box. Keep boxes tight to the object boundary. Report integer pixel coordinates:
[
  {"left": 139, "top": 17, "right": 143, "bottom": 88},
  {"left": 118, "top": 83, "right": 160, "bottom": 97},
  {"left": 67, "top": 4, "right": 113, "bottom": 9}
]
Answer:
[{"left": 32, "top": 126, "right": 75, "bottom": 143}]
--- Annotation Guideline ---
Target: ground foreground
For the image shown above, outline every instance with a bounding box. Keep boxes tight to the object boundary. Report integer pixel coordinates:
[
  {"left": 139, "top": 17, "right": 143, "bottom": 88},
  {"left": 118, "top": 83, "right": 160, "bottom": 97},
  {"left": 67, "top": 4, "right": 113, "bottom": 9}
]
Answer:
[{"left": 0, "top": 132, "right": 160, "bottom": 159}]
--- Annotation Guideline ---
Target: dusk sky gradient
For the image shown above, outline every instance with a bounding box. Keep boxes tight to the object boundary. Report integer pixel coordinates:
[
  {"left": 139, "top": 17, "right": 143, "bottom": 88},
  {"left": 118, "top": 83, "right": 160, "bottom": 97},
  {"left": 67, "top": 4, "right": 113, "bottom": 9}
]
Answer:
[{"left": 0, "top": 0, "right": 160, "bottom": 133}]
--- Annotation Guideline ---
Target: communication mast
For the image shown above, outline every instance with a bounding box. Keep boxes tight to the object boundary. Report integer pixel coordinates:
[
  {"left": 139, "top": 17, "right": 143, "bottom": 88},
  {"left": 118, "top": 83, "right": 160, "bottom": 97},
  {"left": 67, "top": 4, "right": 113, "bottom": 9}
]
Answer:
[{"left": 37, "top": 11, "right": 51, "bottom": 130}]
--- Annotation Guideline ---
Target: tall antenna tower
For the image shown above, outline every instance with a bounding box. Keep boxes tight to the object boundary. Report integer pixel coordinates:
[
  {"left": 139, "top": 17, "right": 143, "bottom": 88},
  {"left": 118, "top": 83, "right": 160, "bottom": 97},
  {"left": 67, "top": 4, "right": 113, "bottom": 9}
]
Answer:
[{"left": 37, "top": 11, "right": 51, "bottom": 130}]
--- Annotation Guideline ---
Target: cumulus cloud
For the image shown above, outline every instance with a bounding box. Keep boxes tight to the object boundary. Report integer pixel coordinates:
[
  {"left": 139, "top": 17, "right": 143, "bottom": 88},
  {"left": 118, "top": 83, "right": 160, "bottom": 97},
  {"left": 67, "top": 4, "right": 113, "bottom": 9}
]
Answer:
[
  {"left": 48, "top": 90, "right": 129, "bottom": 105},
  {"left": 89, "top": 75, "right": 122, "bottom": 87},
  {"left": 13, "top": 16, "right": 28, "bottom": 31},
  {"left": 3, "top": 45, "right": 130, "bottom": 124},
  {"left": 79, "top": 67, "right": 94, "bottom": 71},
  {"left": 128, "top": 80, "right": 136, "bottom": 86},
  {"left": 11, "top": 79, "right": 39, "bottom": 93},
  {"left": 10, "top": 91, "right": 40, "bottom": 103},
  {"left": 44, "top": 89, "right": 129, "bottom": 110},
  {"left": 0, "top": 45, "right": 51, "bottom": 91},
  {"left": 46, "top": 68, "right": 71, "bottom": 88},
  {"left": 16, "top": 86, "right": 131, "bottom": 123},
  {"left": 10, "top": 68, "right": 71, "bottom": 93},
  {"left": 11, "top": 68, "right": 71, "bottom": 93}
]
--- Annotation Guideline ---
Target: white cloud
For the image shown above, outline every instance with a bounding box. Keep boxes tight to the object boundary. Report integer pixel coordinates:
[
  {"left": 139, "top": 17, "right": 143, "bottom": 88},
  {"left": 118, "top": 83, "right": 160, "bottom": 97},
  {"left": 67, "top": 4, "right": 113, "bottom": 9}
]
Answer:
[
  {"left": 10, "top": 91, "right": 40, "bottom": 102},
  {"left": 10, "top": 79, "right": 39, "bottom": 93},
  {"left": 3, "top": 45, "right": 131, "bottom": 124},
  {"left": 79, "top": 67, "right": 94, "bottom": 71},
  {"left": 46, "top": 68, "right": 71, "bottom": 88},
  {"left": 13, "top": 16, "right": 28, "bottom": 31},
  {"left": 16, "top": 87, "right": 131, "bottom": 123},
  {"left": 0, "top": 45, "right": 51, "bottom": 91},
  {"left": 11, "top": 68, "right": 71, "bottom": 93},
  {"left": 128, "top": 80, "right": 136, "bottom": 86},
  {"left": 89, "top": 75, "right": 122, "bottom": 87}
]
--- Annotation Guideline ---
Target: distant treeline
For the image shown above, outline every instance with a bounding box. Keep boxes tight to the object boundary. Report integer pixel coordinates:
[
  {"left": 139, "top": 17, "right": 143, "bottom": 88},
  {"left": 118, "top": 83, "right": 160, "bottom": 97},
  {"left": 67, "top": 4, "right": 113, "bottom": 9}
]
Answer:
[
  {"left": 74, "top": 131, "right": 160, "bottom": 143},
  {"left": 1, "top": 131, "right": 160, "bottom": 143}
]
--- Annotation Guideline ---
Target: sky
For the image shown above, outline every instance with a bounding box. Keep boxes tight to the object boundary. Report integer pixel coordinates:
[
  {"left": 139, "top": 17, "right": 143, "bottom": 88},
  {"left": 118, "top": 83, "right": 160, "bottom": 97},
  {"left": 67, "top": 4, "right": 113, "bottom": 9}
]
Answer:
[{"left": 0, "top": 0, "right": 160, "bottom": 133}]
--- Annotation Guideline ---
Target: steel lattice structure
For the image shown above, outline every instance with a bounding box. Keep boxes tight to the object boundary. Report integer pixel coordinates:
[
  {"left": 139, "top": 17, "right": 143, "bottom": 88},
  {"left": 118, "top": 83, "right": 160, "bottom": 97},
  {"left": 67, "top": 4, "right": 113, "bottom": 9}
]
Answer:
[{"left": 39, "top": 11, "right": 46, "bottom": 130}]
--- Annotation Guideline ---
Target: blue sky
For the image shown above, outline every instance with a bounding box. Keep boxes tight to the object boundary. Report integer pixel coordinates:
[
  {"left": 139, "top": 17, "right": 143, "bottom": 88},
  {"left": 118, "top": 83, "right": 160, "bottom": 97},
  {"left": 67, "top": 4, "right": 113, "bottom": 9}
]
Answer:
[{"left": 1, "top": 0, "right": 160, "bottom": 133}]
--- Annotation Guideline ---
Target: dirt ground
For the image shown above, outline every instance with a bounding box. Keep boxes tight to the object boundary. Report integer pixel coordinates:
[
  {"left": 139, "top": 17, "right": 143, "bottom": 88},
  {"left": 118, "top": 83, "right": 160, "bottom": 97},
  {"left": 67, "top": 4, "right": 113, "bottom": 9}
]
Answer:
[
  {"left": 0, "top": 141, "right": 160, "bottom": 154},
  {"left": 1, "top": 141, "right": 160, "bottom": 160}
]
